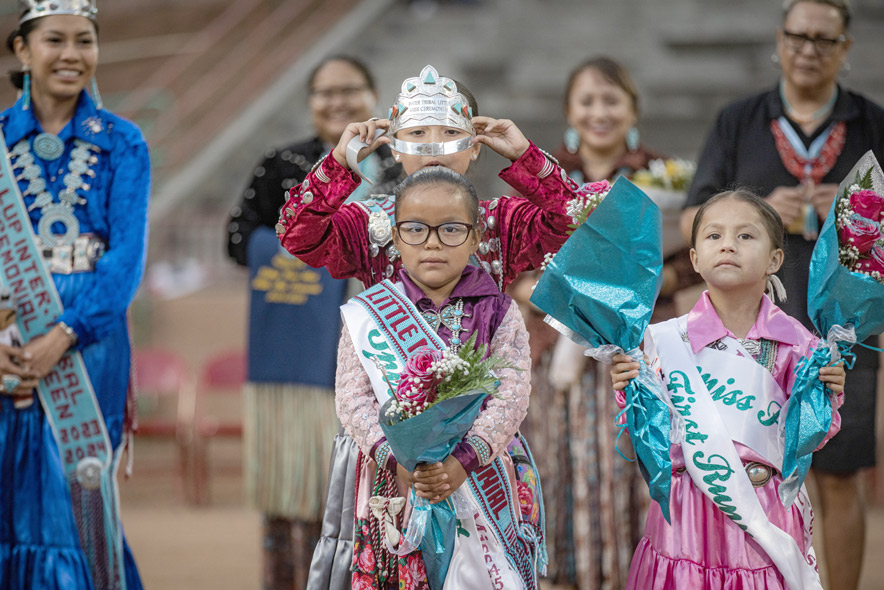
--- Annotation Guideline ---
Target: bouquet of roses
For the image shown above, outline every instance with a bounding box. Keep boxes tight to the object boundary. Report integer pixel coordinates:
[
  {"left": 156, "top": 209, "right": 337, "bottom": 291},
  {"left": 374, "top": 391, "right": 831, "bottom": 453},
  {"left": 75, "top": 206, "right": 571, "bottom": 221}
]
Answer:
[
  {"left": 564, "top": 180, "right": 612, "bottom": 235},
  {"left": 378, "top": 332, "right": 512, "bottom": 471},
  {"left": 780, "top": 151, "right": 884, "bottom": 506},
  {"left": 530, "top": 176, "right": 683, "bottom": 523},
  {"left": 834, "top": 167, "right": 884, "bottom": 284},
  {"left": 375, "top": 333, "right": 515, "bottom": 590}
]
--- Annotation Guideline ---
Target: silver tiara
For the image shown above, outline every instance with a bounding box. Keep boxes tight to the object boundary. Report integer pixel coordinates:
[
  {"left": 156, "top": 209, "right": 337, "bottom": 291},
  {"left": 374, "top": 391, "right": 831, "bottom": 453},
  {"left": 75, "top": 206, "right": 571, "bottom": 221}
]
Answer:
[{"left": 19, "top": 0, "right": 98, "bottom": 25}]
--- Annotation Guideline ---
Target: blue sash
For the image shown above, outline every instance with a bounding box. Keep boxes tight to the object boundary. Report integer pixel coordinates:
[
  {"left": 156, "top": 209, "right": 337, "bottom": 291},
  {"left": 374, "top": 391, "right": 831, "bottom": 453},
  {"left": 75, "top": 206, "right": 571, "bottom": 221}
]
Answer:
[{"left": 0, "top": 128, "right": 126, "bottom": 589}]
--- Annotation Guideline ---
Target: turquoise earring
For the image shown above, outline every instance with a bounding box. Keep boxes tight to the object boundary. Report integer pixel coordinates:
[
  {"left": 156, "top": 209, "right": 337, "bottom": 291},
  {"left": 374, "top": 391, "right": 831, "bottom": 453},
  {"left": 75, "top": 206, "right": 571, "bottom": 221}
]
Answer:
[
  {"left": 91, "top": 77, "right": 103, "bottom": 110},
  {"left": 626, "top": 127, "right": 640, "bottom": 152},
  {"left": 564, "top": 127, "right": 580, "bottom": 154},
  {"left": 21, "top": 67, "right": 31, "bottom": 111}
]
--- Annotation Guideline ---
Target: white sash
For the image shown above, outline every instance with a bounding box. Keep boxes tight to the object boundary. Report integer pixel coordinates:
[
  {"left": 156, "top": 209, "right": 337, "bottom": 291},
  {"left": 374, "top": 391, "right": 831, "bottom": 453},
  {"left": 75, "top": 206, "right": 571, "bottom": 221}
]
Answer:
[
  {"left": 651, "top": 318, "right": 821, "bottom": 590},
  {"left": 341, "top": 280, "right": 446, "bottom": 404},
  {"left": 692, "top": 337, "right": 785, "bottom": 468}
]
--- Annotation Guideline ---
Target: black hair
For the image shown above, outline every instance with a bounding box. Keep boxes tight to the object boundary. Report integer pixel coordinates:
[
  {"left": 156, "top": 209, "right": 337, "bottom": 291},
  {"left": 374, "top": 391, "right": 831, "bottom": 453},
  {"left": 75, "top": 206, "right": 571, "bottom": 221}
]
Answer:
[
  {"left": 782, "top": 0, "right": 851, "bottom": 30},
  {"left": 393, "top": 167, "right": 479, "bottom": 224},
  {"left": 7, "top": 16, "right": 99, "bottom": 90},
  {"left": 690, "top": 189, "right": 785, "bottom": 251},
  {"left": 307, "top": 55, "right": 376, "bottom": 92}
]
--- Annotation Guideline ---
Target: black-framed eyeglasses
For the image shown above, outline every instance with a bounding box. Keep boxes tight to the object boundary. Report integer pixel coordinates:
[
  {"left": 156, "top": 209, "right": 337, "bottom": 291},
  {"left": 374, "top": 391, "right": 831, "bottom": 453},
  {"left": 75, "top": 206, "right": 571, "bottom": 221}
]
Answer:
[
  {"left": 781, "top": 29, "right": 846, "bottom": 56},
  {"left": 394, "top": 221, "right": 474, "bottom": 247}
]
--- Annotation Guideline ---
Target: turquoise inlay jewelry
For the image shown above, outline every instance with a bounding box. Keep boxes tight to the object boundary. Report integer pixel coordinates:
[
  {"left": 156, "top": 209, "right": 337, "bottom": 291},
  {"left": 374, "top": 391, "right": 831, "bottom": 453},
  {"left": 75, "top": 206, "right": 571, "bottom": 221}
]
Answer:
[
  {"left": 9, "top": 137, "right": 100, "bottom": 249},
  {"left": 421, "top": 298, "right": 470, "bottom": 352},
  {"left": 33, "top": 133, "right": 64, "bottom": 161}
]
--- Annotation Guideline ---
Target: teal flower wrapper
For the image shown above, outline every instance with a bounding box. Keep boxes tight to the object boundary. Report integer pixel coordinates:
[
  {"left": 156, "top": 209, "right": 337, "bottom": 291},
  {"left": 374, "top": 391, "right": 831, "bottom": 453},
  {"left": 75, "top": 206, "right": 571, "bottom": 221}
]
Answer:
[{"left": 529, "top": 177, "right": 673, "bottom": 521}]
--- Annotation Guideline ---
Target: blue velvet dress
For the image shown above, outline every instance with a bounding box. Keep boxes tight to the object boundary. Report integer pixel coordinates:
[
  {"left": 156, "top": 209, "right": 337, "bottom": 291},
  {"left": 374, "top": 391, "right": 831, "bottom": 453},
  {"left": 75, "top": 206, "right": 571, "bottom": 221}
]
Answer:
[{"left": 0, "top": 91, "right": 149, "bottom": 589}]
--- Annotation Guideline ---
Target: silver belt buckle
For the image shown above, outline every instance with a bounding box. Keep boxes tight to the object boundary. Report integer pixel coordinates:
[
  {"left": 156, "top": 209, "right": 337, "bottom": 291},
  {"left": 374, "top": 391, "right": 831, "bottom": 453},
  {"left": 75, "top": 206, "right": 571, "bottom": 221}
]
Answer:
[
  {"left": 745, "top": 462, "right": 774, "bottom": 487},
  {"left": 36, "top": 235, "right": 106, "bottom": 274}
]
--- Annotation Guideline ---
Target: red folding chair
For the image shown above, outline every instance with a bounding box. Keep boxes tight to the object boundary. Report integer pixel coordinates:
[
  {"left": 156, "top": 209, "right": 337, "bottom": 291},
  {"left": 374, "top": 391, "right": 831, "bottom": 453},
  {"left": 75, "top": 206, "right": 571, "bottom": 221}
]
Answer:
[
  {"left": 191, "top": 349, "right": 247, "bottom": 504},
  {"left": 132, "top": 348, "right": 199, "bottom": 503}
]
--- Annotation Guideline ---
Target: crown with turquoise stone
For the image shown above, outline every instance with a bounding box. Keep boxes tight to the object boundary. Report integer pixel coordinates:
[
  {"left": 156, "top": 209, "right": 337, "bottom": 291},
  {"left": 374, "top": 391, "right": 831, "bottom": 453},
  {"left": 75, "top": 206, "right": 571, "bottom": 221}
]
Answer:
[
  {"left": 388, "top": 65, "right": 475, "bottom": 136},
  {"left": 18, "top": 0, "right": 98, "bottom": 25}
]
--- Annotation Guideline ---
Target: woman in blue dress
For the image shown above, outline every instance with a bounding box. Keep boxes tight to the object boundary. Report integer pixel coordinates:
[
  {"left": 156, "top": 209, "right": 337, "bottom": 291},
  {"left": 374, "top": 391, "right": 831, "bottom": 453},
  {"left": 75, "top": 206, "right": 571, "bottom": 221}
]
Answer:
[{"left": 0, "top": 2, "right": 149, "bottom": 588}]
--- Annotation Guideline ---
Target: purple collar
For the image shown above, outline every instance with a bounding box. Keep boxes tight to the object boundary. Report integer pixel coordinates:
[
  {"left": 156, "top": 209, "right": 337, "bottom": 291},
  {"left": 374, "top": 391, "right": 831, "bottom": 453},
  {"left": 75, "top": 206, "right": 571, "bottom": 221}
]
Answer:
[
  {"left": 686, "top": 291, "right": 802, "bottom": 354},
  {"left": 397, "top": 265, "right": 500, "bottom": 308}
]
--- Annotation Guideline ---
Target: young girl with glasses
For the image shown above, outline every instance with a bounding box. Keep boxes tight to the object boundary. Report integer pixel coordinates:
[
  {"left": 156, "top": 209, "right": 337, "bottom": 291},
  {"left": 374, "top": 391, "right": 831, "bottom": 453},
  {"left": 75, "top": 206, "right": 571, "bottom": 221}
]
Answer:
[{"left": 336, "top": 167, "right": 543, "bottom": 590}]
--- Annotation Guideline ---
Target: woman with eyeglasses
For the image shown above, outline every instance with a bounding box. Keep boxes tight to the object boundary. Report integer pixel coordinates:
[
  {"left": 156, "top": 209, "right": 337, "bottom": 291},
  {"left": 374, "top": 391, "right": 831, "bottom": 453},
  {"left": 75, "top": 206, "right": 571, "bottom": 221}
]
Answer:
[{"left": 681, "top": 1, "right": 884, "bottom": 588}]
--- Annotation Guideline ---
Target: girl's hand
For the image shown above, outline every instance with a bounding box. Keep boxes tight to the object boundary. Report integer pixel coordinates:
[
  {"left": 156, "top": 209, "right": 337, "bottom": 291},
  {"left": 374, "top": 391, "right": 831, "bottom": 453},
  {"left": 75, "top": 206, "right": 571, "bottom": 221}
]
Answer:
[
  {"left": 331, "top": 118, "right": 391, "bottom": 169},
  {"left": 819, "top": 362, "right": 846, "bottom": 395},
  {"left": 412, "top": 456, "right": 467, "bottom": 503},
  {"left": 471, "top": 117, "right": 530, "bottom": 161},
  {"left": 611, "top": 353, "right": 641, "bottom": 391},
  {"left": 0, "top": 344, "right": 39, "bottom": 395},
  {"left": 22, "top": 326, "right": 73, "bottom": 381}
]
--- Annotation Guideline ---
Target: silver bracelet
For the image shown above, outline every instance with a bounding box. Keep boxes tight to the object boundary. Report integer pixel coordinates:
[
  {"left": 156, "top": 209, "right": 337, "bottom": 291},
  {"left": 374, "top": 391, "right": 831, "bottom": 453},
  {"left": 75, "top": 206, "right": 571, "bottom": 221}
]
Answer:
[{"left": 56, "top": 321, "right": 78, "bottom": 346}]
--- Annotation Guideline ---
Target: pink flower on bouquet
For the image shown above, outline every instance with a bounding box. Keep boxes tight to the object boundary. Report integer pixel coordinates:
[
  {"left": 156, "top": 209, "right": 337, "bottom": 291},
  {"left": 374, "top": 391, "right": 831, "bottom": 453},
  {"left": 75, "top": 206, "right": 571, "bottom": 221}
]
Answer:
[
  {"left": 840, "top": 214, "right": 882, "bottom": 254},
  {"left": 396, "top": 348, "right": 442, "bottom": 405},
  {"left": 855, "top": 245, "right": 884, "bottom": 275},
  {"left": 850, "top": 189, "right": 884, "bottom": 222},
  {"left": 517, "top": 481, "right": 534, "bottom": 517},
  {"left": 584, "top": 180, "right": 611, "bottom": 195}
]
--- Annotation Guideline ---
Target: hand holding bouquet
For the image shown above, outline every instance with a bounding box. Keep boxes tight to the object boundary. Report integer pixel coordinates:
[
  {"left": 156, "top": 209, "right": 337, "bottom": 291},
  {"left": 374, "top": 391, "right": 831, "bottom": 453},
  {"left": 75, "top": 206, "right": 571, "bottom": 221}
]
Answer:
[{"left": 378, "top": 332, "right": 513, "bottom": 471}]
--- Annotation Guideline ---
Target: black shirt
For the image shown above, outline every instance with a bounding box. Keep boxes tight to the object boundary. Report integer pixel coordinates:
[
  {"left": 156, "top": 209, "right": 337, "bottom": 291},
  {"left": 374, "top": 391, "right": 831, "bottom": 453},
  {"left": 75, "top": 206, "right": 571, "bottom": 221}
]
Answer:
[
  {"left": 226, "top": 138, "right": 401, "bottom": 266},
  {"left": 687, "top": 85, "right": 884, "bottom": 366}
]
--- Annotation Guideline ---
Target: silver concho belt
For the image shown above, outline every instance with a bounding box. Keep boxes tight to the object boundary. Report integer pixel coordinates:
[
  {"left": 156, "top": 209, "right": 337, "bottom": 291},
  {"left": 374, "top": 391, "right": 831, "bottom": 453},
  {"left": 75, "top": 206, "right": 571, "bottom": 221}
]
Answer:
[
  {"left": 35, "top": 234, "right": 106, "bottom": 274},
  {"left": 675, "top": 461, "right": 776, "bottom": 488}
]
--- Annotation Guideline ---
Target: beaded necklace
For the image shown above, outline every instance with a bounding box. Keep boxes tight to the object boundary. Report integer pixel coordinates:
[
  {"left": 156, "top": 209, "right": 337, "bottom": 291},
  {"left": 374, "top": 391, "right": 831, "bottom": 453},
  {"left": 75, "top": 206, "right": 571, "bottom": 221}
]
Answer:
[
  {"left": 779, "top": 80, "right": 838, "bottom": 125},
  {"left": 739, "top": 338, "right": 779, "bottom": 374},
  {"left": 9, "top": 136, "right": 100, "bottom": 248}
]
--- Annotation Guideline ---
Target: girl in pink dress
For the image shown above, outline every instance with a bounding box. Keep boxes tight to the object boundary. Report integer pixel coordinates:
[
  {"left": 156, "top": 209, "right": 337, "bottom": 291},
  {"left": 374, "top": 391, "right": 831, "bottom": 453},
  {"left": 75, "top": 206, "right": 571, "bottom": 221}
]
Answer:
[{"left": 611, "top": 190, "right": 846, "bottom": 589}]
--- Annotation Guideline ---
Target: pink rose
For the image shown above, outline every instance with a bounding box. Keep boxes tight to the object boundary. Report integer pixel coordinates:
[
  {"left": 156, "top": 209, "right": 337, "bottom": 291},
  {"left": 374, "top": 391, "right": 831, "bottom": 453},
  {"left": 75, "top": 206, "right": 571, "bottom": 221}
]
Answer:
[
  {"left": 855, "top": 245, "right": 884, "bottom": 275},
  {"left": 584, "top": 180, "right": 611, "bottom": 195},
  {"left": 517, "top": 481, "right": 534, "bottom": 517},
  {"left": 849, "top": 189, "right": 884, "bottom": 222},
  {"left": 404, "top": 348, "right": 442, "bottom": 377},
  {"left": 839, "top": 214, "right": 882, "bottom": 254},
  {"left": 351, "top": 573, "right": 375, "bottom": 590},
  {"left": 356, "top": 545, "right": 376, "bottom": 573},
  {"left": 396, "top": 349, "right": 442, "bottom": 405}
]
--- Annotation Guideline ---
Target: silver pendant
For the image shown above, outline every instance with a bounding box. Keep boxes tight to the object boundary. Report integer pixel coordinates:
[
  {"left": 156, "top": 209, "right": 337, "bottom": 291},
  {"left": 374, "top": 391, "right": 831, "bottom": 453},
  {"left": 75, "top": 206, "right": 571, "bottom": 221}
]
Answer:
[
  {"left": 33, "top": 133, "right": 64, "bottom": 161},
  {"left": 38, "top": 203, "right": 80, "bottom": 248},
  {"left": 478, "top": 241, "right": 489, "bottom": 255},
  {"left": 369, "top": 243, "right": 380, "bottom": 257},
  {"left": 491, "top": 260, "right": 502, "bottom": 275},
  {"left": 486, "top": 215, "right": 496, "bottom": 230}
]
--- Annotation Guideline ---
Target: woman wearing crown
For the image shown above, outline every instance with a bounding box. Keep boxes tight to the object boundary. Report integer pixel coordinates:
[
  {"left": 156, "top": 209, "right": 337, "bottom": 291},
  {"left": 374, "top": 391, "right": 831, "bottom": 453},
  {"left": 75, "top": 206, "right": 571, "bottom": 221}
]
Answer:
[
  {"left": 0, "top": 2, "right": 149, "bottom": 589},
  {"left": 278, "top": 65, "right": 580, "bottom": 589}
]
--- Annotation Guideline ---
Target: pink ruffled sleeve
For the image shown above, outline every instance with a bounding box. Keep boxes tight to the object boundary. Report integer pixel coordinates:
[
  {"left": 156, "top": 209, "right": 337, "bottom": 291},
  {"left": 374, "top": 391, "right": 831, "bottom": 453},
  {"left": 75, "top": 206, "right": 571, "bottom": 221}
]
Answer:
[
  {"left": 335, "top": 328, "right": 386, "bottom": 455},
  {"left": 465, "top": 300, "right": 532, "bottom": 461}
]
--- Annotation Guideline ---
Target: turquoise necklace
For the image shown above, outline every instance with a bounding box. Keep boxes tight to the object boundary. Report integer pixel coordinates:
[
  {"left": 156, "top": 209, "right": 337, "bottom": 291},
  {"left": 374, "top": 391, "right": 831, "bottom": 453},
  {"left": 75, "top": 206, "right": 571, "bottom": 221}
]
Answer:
[
  {"left": 779, "top": 79, "right": 838, "bottom": 125},
  {"left": 9, "top": 137, "right": 100, "bottom": 248}
]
